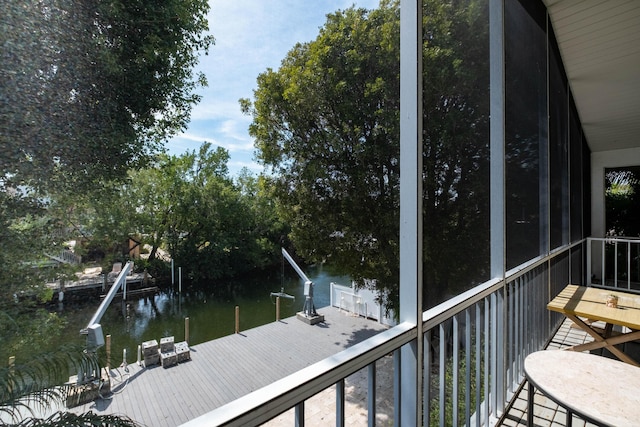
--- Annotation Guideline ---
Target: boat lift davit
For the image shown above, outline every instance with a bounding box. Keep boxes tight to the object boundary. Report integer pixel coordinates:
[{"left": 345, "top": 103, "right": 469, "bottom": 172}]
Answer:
[
  {"left": 281, "top": 248, "right": 325, "bottom": 325},
  {"left": 80, "top": 261, "right": 133, "bottom": 352}
]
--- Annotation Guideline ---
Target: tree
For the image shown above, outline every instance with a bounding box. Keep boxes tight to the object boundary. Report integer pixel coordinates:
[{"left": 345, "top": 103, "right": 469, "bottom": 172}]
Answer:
[
  {"left": 165, "top": 143, "right": 250, "bottom": 281},
  {"left": 1, "top": 0, "right": 214, "bottom": 193},
  {"left": 150, "top": 146, "right": 285, "bottom": 282},
  {"left": 0, "top": 0, "right": 213, "bottom": 423},
  {"left": 606, "top": 167, "right": 640, "bottom": 237},
  {"left": 0, "top": 0, "right": 214, "bottom": 282},
  {"left": 420, "top": 0, "right": 490, "bottom": 306},
  {"left": 245, "top": 0, "right": 490, "bottom": 313},
  {"left": 0, "top": 0, "right": 214, "bottom": 296},
  {"left": 235, "top": 169, "right": 291, "bottom": 270},
  {"left": 84, "top": 144, "right": 286, "bottom": 284},
  {"left": 243, "top": 0, "right": 401, "bottom": 311}
]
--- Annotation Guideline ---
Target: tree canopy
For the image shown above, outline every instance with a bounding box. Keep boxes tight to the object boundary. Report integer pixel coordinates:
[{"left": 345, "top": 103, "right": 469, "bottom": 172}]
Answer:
[
  {"left": 606, "top": 167, "right": 640, "bottom": 237},
  {"left": 245, "top": 0, "right": 490, "bottom": 312},
  {"left": 243, "top": 0, "right": 401, "bottom": 310},
  {"left": 0, "top": 0, "right": 214, "bottom": 298},
  {"left": 0, "top": 0, "right": 213, "bottom": 422},
  {"left": 78, "top": 144, "right": 287, "bottom": 284},
  {"left": 1, "top": 0, "right": 213, "bottom": 193}
]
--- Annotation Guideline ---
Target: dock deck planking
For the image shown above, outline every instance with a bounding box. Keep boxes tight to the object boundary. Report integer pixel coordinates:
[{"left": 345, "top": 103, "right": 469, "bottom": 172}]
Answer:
[{"left": 69, "top": 306, "right": 388, "bottom": 426}]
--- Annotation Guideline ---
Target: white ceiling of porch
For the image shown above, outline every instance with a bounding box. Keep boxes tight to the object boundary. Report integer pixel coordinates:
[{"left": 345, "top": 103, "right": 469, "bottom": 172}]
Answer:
[{"left": 543, "top": 0, "right": 640, "bottom": 154}]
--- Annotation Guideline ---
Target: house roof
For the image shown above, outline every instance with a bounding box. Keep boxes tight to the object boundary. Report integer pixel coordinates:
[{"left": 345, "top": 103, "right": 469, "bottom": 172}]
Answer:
[{"left": 544, "top": 0, "right": 640, "bottom": 153}]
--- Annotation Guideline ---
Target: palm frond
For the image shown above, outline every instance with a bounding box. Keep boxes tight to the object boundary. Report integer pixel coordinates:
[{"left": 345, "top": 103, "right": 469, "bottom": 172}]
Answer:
[
  {"left": 0, "top": 344, "right": 103, "bottom": 423},
  {"left": 7, "top": 410, "right": 140, "bottom": 427}
]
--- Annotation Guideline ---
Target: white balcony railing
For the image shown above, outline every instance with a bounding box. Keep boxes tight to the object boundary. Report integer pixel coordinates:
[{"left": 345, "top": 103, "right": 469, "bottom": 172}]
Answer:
[
  {"left": 181, "top": 242, "right": 584, "bottom": 426},
  {"left": 587, "top": 237, "right": 640, "bottom": 292}
]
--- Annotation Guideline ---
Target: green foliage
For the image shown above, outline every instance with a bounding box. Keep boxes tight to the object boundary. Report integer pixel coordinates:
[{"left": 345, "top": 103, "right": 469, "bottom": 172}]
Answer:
[
  {"left": 83, "top": 144, "right": 287, "bottom": 283},
  {"left": 245, "top": 0, "right": 401, "bottom": 310},
  {"left": 428, "top": 348, "right": 485, "bottom": 426},
  {"left": 605, "top": 167, "right": 640, "bottom": 237},
  {"left": 1, "top": 344, "right": 107, "bottom": 423},
  {"left": 421, "top": 0, "right": 490, "bottom": 305},
  {"left": 246, "top": 0, "right": 490, "bottom": 312},
  {"left": 162, "top": 147, "right": 288, "bottom": 281},
  {"left": 0, "top": 194, "right": 51, "bottom": 304},
  {"left": 1, "top": 0, "right": 214, "bottom": 193},
  {"left": 0, "top": 0, "right": 214, "bottom": 284},
  {"left": 5, "top": 412, "right": 139, "bottom": 427},
  {"left": 0, "top": 310, "right": 68, "bottom": 365},
  {"left": 0, "top": 1, "right": 212, "bottom": 424},
  {"left": 0, "top": 317, "right": 141, "bottom": 426}
]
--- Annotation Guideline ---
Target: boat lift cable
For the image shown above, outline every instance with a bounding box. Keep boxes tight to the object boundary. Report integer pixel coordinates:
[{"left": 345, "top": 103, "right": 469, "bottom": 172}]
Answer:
[
  {"left": 98, "top": 364, "right": 131, "bottom": 399},
  {"left": 270, "top": 251, "right": 295, "bottom": 305}
]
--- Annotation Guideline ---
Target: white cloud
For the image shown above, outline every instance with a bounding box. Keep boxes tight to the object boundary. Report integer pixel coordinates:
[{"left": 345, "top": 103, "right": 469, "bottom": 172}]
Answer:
[
  {"left": 188, "top": 99, "right": 247, "bottom": 122},
  {"left": 229, "top": 158, "right": 263, "bottom": 173},
  {"left": 171, "top": 125, "right": 253, "bottom": 153}
]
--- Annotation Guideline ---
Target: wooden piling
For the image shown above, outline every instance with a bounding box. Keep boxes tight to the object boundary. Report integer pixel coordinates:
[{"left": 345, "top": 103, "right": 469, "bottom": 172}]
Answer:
[
  {"left": 106, "top": 335, "right": 111, "bottom": 370},
  {"left": 185, "top": 317, "right": 190, "bottom": 344},
  {"left": 235, "top": 306, "right": 240, "bottom": 334},
  {"left": 276, "top": 297, "right": 281, "bottom": 321},
  {"left": 8, "top": 356, "right": 15, "bottom": 393}
]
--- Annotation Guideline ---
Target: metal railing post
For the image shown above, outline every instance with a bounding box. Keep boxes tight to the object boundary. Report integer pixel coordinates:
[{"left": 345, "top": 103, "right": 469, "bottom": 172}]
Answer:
[
  {"left": 368, "top": 363, "right": 376, "bottom": 427},
  {"left": 295, "top": 402, "right": 304, "bottom": 427},
  {"left": 336, "top": 379, "right": 345, "bottom": 427}
]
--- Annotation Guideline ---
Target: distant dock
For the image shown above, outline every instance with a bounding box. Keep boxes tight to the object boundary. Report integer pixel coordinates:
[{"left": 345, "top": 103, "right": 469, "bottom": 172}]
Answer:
[
  {"left": 66, "top": 306, "right": 389, "bottom": 426},
  {"left": 45, "top": 266, "right": 156, "bottom": 301}
]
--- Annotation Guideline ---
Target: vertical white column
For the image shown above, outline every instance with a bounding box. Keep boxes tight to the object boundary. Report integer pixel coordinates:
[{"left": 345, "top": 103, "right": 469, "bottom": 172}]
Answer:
[
  {"left": 490, "top": 0, "right": 507, "bottom": 414},
  {"left": 490, "top": 0, "right": 505, "bottom": 280},
  {"left": 400, "top": 0, "right": 423, "bottom": 425}
]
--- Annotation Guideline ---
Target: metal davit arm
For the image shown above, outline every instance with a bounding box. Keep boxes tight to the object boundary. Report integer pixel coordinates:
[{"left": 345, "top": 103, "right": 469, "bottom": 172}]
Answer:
[
  {"left": 81, "top": 261, "right": 133, "bottom": 348},
  {"left": 281, "top": 247, "right": 311, "bottom": 285},
  {"left": 281, "top": 247, "right": 320, "bottom": 320}
]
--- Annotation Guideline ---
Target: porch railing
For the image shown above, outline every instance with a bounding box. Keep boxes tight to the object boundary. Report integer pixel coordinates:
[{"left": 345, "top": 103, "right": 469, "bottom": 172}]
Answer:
[
  {"left": 587, "top": 237, "right": 640, "bottom": 292},
  {"left": 45, "top": 249, "right": 82, "bottom": 265},
  {"left": 181, "top": 242, "right": 583, "bottom": 426}
]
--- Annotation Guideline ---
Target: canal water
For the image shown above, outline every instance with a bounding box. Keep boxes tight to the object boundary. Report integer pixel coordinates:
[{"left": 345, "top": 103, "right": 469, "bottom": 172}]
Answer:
[{"left": 55, "top": 264, "right": 348, "bottom": 363}]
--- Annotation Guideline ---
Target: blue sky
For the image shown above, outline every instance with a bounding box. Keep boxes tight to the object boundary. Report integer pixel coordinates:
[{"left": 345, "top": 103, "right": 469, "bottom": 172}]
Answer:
[{"left": 165, "top": 0, "right": 381, "bottom": 176}]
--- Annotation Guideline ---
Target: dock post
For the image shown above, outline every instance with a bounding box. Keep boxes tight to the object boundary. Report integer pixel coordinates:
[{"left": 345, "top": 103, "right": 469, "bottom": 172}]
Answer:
[
  {"left": 8, "top": 356, "right": 15, "bottom": 393},
  {"left": 276, "top": 297, "right": 281, "bottom": 321},
  {"left": 106, "top": 335, "right": 111, "bottom": 371},
  {"left": 235, "top": 306, "right": 240, "bottom": 334},
  {"left": 185, "top": 317, "right": 190, "bottom": 344},
  {"left": 58, "top": 279, "right": 65, "bottom": 302}
]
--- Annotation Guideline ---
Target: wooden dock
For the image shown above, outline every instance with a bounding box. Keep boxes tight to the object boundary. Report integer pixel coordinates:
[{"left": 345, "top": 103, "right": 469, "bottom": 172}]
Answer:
[
  {"left": 67, "top": 306, "right": 389, "bottom": 426},
  {"left": 46, "top": 267, "right": 153, "bottom": 301}
]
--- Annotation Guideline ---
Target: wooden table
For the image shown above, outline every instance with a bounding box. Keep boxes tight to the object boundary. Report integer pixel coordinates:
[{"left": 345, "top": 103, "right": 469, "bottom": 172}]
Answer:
[
  {"left": 547, "top": 285, "right": 640, "bottom": 366},
  {"left": 524, "top": 350, "right": 640, "bottom": 426}
]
